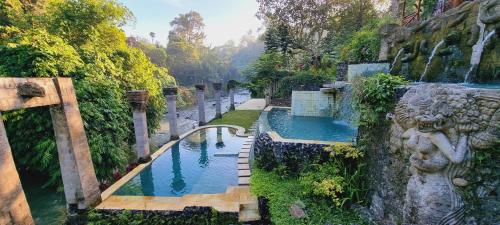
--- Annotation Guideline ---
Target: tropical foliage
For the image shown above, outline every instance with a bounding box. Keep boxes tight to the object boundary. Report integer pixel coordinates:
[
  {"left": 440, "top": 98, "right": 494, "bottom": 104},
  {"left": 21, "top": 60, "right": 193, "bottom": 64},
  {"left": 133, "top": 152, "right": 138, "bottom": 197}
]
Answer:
[
  {"left": 352, "top": 73, "right": 408, "bottom": 126},
  {"left": 0, "top": 0, "right": 174, "bottom": 187}
]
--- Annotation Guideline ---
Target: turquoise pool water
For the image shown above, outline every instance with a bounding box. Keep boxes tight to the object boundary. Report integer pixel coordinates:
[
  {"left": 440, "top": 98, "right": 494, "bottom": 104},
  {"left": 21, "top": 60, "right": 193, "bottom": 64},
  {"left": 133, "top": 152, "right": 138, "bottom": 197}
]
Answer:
[
  {"left": 264, "top": 108, "right": 357, "bottom": 142},
  {"left": 114, "top": 127, "right": 245, "bottom": 197}
]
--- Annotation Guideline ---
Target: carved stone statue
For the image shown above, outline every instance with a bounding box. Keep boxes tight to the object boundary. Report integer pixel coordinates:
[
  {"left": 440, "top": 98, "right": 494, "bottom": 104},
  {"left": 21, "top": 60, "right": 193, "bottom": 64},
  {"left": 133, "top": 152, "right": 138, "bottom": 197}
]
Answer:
[{"left": 391, "top": 84, "right": 499, "bottom": 225}]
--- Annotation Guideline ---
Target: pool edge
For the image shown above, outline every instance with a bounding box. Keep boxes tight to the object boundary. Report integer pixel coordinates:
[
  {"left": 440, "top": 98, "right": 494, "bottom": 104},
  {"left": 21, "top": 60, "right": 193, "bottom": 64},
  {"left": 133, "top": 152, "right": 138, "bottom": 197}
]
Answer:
[
  {"left": 100, "top": 124, "right": 248, "bottom": 201},
  {"left": 261, "top": 106, "right": 355, "bottom": 146}
]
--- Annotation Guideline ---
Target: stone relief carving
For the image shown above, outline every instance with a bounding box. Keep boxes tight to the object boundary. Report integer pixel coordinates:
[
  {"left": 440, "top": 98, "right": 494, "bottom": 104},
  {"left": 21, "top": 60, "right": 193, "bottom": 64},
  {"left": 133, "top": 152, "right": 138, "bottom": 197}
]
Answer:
[{"left": 390, "top": 84, "right": 499, "bottom": 225}]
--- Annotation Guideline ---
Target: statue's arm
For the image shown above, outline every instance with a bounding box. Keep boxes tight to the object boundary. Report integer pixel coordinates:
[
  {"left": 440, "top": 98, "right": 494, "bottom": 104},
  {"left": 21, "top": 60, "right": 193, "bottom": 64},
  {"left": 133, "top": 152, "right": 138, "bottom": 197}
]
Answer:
[{"left": 428, "top": 132, "right": 468, "bottom": 164}]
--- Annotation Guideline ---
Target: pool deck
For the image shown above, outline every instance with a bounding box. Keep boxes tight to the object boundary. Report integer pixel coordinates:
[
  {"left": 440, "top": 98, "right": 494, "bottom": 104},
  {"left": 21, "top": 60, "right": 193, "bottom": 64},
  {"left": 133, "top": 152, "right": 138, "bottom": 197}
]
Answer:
[
  {"left": 96, "top": 124, "right": 260, "bottom": 222},
  {"left": 236, "top": 98, "right": 266, "bottom": 110}
]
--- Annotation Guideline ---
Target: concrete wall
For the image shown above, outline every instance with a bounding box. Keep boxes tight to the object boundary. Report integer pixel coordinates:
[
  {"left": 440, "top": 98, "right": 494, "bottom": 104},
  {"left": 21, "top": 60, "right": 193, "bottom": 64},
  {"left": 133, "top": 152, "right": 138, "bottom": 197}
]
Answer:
[
  {"left": 291, "top": 91, "right": 334, "bottom": 117},
  {"left": 347, "top": 63, "right": 390, "bottom": 82}
]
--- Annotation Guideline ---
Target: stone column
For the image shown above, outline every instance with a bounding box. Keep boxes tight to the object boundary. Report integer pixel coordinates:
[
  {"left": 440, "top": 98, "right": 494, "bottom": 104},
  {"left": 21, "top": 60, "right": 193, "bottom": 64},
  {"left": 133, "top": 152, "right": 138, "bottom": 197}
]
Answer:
[
  {"left": 0, "top": 112, "right": 34, "bottom": 225},
  {"left": 229, "top": 88, "right": 235, "bottom": 111},
  {"left": 213, "top": 83, "right": 222, "bottom": 119},
  {"left": 195, "top": 84, "right": 206, "bottom": 126},
  {"left": 163, "top": 87, "right": 179, "bottom": 140},
  {"left": 50, "top": 78, "right": 101, "bottom": 216},
  {"left": 127, "top": 90, "right": 151, "bottom": 163}
]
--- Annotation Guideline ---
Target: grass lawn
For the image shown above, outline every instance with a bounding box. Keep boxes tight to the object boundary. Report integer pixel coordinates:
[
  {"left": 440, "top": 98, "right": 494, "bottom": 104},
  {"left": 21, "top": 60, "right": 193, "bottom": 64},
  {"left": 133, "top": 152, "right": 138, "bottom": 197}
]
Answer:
[
  {"left": 208, "top": 110, "right": 261, "bottom": 131},
  {"left": 251, "top": 168, "right": 368, "bottom": 225}
]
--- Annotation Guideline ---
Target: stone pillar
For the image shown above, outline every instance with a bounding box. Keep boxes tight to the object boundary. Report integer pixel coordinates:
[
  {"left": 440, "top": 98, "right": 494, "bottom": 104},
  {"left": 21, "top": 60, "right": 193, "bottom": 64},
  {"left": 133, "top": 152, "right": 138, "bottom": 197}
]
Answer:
[
  {"left": 0, "top": 112, "right": 34, "bottom": 225},
  {"left": 213, "top": 83, "right": 222, "bottom": 119},
  {"left": 163, "top": 87, "right": 179, "bottom": 140},
  {"left": 195, "top": 84, "right": 206, "bottom": 126},
  {"left": 229, "top": 88, "right": 235, "bottom": 111},
  {"left": 127, "top": 90, "right": 151, "bottom": 163},
  {"left": 50, "top": 78, "right": 101, "bottom": 216}
]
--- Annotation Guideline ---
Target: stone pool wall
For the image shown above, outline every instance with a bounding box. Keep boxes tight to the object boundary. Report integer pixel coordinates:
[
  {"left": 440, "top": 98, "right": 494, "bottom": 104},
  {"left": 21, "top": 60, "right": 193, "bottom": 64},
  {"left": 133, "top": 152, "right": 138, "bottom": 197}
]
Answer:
[
  {"left": 347, "top": 63, "right": 390, "bottom": 82},
  {"left": 253, "top": 132, "right": 330, "bottom": 173},
  {"left": 291, "top": 91, "right": 334, "bottom": 117}
]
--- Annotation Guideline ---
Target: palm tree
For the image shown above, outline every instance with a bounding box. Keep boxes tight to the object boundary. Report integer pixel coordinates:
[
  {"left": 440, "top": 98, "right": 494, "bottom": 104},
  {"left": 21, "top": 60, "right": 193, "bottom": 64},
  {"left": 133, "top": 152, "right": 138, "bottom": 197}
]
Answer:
[{"left": 149, "top": 32, "right": 156, "bottom": 44}]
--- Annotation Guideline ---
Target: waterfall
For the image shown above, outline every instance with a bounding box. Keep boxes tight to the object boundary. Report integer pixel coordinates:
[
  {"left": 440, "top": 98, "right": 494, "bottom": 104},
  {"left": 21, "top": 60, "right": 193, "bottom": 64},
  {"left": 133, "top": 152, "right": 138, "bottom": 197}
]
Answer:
[
  {"left": 464, "top": 29, "right": 496, "bottom": 83},
  {"left": 390, "top": 48, "right": 404, "bottom": 73},
  {"left": 419, "top": 40, "right": 445, "bottom": 82}
]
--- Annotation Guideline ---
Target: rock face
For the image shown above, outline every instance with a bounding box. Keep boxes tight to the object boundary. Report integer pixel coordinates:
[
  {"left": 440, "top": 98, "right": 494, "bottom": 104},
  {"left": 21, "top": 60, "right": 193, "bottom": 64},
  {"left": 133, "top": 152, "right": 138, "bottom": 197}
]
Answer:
[
  {"left": 253, "top": 132, "right": 329, "bottom": 173},
  {"left": 383, "top": 0, "right": 500, "bottom": 83},
  {"left": 390, "top": 84, "right": 500, "bottom": 224}
]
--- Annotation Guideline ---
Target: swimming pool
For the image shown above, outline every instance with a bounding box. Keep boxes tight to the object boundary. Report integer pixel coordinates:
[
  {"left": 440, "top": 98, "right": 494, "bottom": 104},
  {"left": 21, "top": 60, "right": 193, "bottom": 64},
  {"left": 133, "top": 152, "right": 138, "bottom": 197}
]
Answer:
[
  {"left": 113, "top": 127, "right": 245, "bottom": 197},
  {"left": 260, "top": 108, "right": 357, "bottom": 142}
]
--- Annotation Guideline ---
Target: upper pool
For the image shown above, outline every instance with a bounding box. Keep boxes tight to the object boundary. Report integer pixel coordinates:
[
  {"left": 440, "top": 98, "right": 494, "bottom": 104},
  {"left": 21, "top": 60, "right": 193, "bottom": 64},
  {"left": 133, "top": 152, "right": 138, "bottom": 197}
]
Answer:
[
  {"left": 261, "top": 108, "right": 357, "bottom": 142},
  {"left": 113, "top": 127, "right": 245, "bottom": 197}
]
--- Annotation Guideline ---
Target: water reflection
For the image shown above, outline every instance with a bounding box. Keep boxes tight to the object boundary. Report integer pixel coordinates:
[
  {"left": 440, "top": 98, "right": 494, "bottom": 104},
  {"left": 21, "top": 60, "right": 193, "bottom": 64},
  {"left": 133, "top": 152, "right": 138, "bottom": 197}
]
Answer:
[
  {"left": 140, "top": 166, "right": 155, "bottom": 196},
  {"left": 198, "top": 130, "right": 209, "bottom": 168},
  {"left": 216, "top": 127, "right": 225, "bottom": 148},
  {"left": 170, "top": 144, "right": 186, "bottom": 194}
]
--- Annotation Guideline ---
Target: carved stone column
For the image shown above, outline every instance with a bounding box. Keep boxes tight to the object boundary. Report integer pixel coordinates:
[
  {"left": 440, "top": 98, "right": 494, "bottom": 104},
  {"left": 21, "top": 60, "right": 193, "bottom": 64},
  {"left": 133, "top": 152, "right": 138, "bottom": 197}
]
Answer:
[
  {"left": 195, "top": 85, "right": 206, "bottom": 126},
  {"left": 163, "top": 87, "right": 179, "bottom": 140},
  {"left": 127, "top": 90, "right": 151, "bottom": 163},
  {"left": 0, "top": 112, "right": 34, "bottom": 225},
  {"left": 229, "top": 88, "right": 235, "bottom": 110},
  {"left": 213, "top": 83, "right": 222, "bottom": 119},
  {"left": 50, "top": 78, "right": 101, "bottom": 216}
]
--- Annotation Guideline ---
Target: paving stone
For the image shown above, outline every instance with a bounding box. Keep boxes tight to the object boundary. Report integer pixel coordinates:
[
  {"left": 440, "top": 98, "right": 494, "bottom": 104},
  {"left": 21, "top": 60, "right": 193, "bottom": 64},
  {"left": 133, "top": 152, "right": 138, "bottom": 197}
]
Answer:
[
  {"left": 238, "top": 170, "right": 251, "bottom": 177},
  {"left": 238, "top": 164, "right": 250, "bottom": 170},
  {"left": 239, "top": 153, "right": 250, "bottom": 158},
  {"left": 240, "top": 148, "right": 250, "bottom": 153},
  {"left": 238, "top": 177, "right": 250, "bottom": 185},
  {"left": 238, "top": 158, "right": 249, "bottom": 164}
]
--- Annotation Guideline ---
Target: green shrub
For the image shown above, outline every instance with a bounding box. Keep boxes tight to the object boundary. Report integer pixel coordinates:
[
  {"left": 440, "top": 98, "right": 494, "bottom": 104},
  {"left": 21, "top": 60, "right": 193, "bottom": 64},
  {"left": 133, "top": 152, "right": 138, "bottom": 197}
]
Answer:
[
  {"left": 275, "top": 72, "right": 329, "bottom": 98},
  {"left": 251, "top": 168, "right": 368, "bottom": 225},
  {"left": 87, "top": 209, "right": 238, "bottom": 225},
  {"left": 352, "top": 73, "right": 408, "bottom": 126},
  {"left": 340, "top": 25, "right": 381, "bottom": 63},
  {"left": 299, "top": 144, "right": 366, "bottom": 207}
]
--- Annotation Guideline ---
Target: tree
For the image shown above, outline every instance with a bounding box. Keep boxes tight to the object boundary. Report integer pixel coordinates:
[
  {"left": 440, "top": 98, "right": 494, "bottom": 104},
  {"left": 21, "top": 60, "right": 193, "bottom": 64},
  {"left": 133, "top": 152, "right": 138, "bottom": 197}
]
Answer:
[
  {"left": 0, "top": 0, "right": 175, "bottom": 187},
  {"left": 169, "top": 11, "right": 205, "bottom": 45},
  {"left": 149, "top": 31, "right": 155, "bottom": 43},
  {"left": 256, "top": 0, "right": 336, "bottom": 55}
]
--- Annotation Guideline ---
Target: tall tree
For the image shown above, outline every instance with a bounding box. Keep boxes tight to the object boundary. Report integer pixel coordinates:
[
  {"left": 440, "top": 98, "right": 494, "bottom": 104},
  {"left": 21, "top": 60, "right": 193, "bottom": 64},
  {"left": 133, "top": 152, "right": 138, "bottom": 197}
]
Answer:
[
  {"left": 149, "top": 31, "right": 155, "bottom": 43},
  {"left": 169, "top": 10, "right": 205, "bottom": 45}
]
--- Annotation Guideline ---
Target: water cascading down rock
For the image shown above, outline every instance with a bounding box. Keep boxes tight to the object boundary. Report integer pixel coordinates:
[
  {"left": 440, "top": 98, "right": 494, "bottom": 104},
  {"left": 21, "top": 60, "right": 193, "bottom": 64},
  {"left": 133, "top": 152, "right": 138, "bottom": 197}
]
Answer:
[
  {"left": 384, "top": 0, "right": 499, "bottom": 83},
  {"left": 127, "top": 90, "right": 152, "bottom": 163}
]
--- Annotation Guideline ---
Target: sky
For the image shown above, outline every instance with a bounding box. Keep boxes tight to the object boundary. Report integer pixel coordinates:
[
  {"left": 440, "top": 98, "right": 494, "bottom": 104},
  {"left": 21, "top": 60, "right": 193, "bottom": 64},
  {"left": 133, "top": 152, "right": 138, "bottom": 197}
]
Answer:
[{"left": 116, "top": 0, "right": 263, "bottom": 47}]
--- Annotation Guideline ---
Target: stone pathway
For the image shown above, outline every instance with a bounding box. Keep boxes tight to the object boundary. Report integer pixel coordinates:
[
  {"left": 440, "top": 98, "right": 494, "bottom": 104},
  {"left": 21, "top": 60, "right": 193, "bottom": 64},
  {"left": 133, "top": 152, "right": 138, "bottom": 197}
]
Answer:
[{"left": 236, "top": 98, "right": 266, "bottom": 110}]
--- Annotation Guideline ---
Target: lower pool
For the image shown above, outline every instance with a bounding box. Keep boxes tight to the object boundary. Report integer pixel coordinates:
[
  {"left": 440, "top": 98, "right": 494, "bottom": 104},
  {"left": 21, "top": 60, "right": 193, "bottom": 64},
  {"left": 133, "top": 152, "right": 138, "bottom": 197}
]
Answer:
[
  {"left": 262, "top": 108, "right": 357, "bottom": 142},
  {"left": 114, "top": 127, "right": 245, "bottom": 197}
]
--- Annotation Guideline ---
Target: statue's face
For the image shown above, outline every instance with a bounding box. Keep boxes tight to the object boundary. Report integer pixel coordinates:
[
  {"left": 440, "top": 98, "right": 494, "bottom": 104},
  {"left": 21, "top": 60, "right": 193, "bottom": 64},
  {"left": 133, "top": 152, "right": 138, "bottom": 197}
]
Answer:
[{"left": 415, "top": 114, "right": 450, "bottom": 133}]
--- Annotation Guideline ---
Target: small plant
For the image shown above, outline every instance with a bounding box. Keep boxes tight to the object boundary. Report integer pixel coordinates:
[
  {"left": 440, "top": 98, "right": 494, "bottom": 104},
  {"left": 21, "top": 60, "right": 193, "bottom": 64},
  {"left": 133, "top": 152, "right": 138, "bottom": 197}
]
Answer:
[
  {"left": 299, "top": 144, "right": 366, "bottom": 207},
  {"left": 352, "top": 73, "right": 408, "bottom": 126}
]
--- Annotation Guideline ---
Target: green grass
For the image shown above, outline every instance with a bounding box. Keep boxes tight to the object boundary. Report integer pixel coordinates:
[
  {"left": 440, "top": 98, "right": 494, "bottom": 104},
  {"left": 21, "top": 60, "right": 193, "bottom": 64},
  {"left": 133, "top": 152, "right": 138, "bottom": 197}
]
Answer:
[
  {"left": 208, "top": 110, "right": 261, "bottom": 131},
  {"left": 251, "top": 168, "right": 368, "bottom": 225}
]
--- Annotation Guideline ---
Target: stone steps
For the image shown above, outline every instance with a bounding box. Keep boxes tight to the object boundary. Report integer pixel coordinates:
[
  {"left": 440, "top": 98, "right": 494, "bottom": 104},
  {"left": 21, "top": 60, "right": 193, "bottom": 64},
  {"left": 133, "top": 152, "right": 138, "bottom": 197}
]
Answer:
[{"left": 237, "top": 128, "right": 261, "bottom": 223}]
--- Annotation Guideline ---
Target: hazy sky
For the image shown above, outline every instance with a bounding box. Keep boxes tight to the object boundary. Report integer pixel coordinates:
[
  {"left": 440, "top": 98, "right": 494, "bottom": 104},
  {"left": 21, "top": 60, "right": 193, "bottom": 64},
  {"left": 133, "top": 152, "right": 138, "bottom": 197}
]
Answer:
[{"left": 116, "top": 0, "right": 263, "bottom": 47}]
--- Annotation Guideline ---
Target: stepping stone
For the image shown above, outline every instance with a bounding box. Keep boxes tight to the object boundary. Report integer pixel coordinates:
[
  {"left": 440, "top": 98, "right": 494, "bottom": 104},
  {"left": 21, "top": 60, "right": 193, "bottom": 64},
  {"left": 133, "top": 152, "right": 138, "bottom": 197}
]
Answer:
[
  {"left": 238, "top": 164, "right": 250, "bottom": 170},
  {"left": 240, "top": 148, "right": 250, "bottom": 153},
  {"left": 239, "top": 177, "right": 250, "bottom": 186},
  {"left": 239, "top": 152, "right": 249, "bottom": 158},
  {"left": 238, "top": 158, "right": 249, "bottom": 164},
  {"left": 238, "top": 170, "right": 251, "bottom": 177},
  {"left": 239, "top": 204, "right": 261, "bottom": 222}
]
